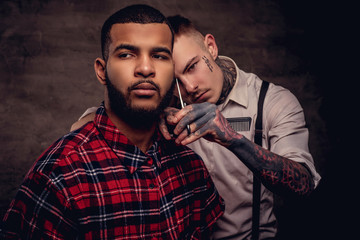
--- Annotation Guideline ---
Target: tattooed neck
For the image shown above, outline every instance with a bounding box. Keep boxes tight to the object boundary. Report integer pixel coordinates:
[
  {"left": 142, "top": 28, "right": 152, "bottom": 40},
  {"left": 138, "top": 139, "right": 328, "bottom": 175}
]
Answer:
[{"left": 215, "top": 57, "right": 237, "bottom": 105}]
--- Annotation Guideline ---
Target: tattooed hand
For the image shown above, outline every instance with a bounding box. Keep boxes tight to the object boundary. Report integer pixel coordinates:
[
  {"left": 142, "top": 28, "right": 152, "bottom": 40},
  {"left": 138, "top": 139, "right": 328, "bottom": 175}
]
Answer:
[
  {"left": 159, "top": 107, "right": 180, "bottom": 140},
  {"left": 159, "top": 104, "right": 315, "bottom": 197},
  {"left": 161, "top": 102, "right": 242, "bottom": 146}
]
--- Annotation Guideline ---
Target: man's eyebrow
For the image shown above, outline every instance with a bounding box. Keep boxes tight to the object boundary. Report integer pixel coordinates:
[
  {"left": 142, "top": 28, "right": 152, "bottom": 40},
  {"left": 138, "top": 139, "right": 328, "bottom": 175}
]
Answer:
[
  {"left": 113, "top": 44, "right": 139, "bottom": 53},
  {"left": 152, "top": 47, "right": 172, "bottom": 56},
  {"left": 182, "top": 56, "right": 197, "bottom": 74},
  {"left": 112, "top": 44, "right": 171, "bottom": 56}
]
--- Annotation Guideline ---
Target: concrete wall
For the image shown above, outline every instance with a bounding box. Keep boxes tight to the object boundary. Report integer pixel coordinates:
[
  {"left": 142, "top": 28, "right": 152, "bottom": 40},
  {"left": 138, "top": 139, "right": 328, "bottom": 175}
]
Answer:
[{"left": 0, "top": 0, "right": 350, "bottom": 239}]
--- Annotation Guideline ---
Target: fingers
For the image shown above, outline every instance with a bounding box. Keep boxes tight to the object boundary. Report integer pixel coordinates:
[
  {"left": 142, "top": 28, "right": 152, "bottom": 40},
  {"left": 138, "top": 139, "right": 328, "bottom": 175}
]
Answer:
[
  {"left": 179, "top": 131, "right": 204, "bottom": 145},
  {"left": 174, "top": 109, "right": 215, "bottom": 145},
  {"left": 164, "top": 107, "right": 181, "bottom": 124},
  {"left": 173, "top": 104, "right": 237, "bottom": 146},
  {"left": 159, "top": 113, "right": 172, "bottom": 140},
  {"left": 164, "top": 102, "right": 220, "bottom": 145},
  {"left": 176, "top": 124, "right": 212, "bottom": 145},
  {"left": 159, "top": 107, "right": 181, "bottom": 140},
  {"left": 173, "top": 103, "right": 214, "bottom": 135},
  {"left": 172, "top": 102, "right": 210, "bottom": 124},
  {"left": 171, "top": 105, "right": 193, "bottom": 126}
]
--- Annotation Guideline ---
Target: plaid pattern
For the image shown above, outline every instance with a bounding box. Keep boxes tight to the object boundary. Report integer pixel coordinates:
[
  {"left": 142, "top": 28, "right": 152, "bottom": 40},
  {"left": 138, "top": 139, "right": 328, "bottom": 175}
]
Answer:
[{"left": 1, "top": 104, "right": 224, "bottom": 239}]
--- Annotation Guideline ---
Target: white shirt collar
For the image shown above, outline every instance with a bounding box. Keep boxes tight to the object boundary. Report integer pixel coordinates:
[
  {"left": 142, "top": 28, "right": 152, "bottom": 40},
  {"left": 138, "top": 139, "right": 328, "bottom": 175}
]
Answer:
[{"left": 218, "top": 56, "right": 248, "bottom": 110}]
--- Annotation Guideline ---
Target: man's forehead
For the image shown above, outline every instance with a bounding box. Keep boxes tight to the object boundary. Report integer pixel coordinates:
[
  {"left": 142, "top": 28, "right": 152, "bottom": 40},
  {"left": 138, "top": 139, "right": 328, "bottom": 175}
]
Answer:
[
  {"left": 174, "top": 34, "right": 203, "bottom": 55},
  {"left": 111, "top": 22, "right": 170, "bottom": 30},
  {"left": 173, "top": 35, "right": 202, "bottom": 67},
  {"left": 110, "top": 23, "right": 172, "bottom": 39},
  {"left": 109, "top": 23, "right": 173, "bottom": 51}
]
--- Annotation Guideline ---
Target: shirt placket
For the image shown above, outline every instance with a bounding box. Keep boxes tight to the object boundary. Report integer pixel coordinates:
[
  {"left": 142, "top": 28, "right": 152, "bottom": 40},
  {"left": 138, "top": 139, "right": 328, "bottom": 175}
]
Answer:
[{"left": 140, "top": 154, "right": 161, "bottom": 239}]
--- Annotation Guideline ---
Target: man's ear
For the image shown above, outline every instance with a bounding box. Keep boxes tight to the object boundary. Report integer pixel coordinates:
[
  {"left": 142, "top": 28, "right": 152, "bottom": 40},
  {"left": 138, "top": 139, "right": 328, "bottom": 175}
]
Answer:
[
  {"left": 94, "top": 58, "right": 107, "bottom": 85},
  {"left": 204, "top": 34, "right": 218, "bottom": 60}
]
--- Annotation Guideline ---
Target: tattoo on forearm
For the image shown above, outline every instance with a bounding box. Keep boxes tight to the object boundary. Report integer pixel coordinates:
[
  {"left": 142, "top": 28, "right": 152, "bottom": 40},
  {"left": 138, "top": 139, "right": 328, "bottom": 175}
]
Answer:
[
  {"left": 253, "top": 144, "right": 314, "bottom": 196},
  {"left": 202, "top": 56, "right": 214, "bottom": 72},
  {"left": 189, "top": 102, "right": 314, "bottom": 197}
]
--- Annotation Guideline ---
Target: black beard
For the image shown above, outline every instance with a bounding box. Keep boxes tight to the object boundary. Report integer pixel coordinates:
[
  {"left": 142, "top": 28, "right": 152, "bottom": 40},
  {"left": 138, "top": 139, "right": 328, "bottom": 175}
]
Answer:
[{"left": 105, "top": 72, "right": 175, "bottom": 129}]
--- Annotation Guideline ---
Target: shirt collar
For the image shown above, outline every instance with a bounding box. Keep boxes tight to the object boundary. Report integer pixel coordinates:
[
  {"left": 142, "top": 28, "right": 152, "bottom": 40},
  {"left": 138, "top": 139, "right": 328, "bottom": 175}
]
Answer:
[
  {"left": 218, "top": 56, "right": 248, "bottom": 110},
  {"left": 94, "top": 103, "right": 162, "bottom": 174}
]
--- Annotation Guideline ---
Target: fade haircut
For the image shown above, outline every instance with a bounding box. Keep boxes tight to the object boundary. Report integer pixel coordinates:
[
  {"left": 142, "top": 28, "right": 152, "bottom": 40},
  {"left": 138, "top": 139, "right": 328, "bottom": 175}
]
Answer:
[
  {"left": 167, "top": 15, "right": 206, "bottom": 50},
  {"left": 101, "top": 4, "right": 174, "bottom": 61}
]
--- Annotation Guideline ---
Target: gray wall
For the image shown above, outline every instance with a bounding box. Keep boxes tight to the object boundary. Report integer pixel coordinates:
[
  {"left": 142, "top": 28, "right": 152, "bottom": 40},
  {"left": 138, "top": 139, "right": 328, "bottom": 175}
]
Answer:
[{"left": 0, "top": 0, "right": 350, "bottom": 239}]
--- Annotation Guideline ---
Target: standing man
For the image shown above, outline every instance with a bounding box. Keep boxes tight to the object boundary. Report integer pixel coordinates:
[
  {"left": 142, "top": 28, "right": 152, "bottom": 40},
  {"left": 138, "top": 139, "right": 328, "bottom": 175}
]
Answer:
[
  {"left": 0, "top": 6, "right": 223, "bottom": 239},
  {"left": 161, "top": 15, "right": 321, "bottom": 239}
]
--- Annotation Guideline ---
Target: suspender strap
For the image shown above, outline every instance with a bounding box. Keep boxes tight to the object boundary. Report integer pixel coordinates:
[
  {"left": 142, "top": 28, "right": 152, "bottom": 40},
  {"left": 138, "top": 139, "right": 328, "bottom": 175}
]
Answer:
[
  {"left": 252, "top": 80, "right": 269, "bottom": 240},
  {"left": 254, "top": 81, "right": 269, "bottom": 147}
]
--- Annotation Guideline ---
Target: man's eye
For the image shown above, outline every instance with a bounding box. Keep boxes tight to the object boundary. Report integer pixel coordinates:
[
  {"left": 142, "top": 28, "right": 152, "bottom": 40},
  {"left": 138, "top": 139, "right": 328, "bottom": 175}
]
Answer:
[
  {"left": 153, "top": 54, "right": 169, "bottom": 60},
  {"left": 187, "top": 62, "right": 197, "bottom": 72},
  {"left": 118, "top": 53, "right": 133, "bottom": 58}
]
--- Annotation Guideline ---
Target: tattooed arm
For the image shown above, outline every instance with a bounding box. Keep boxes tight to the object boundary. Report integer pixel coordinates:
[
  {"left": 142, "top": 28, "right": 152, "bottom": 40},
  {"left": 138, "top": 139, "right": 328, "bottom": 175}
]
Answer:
[
  {"left": 160, "top": 102, "right": 315, "bottom": 197},
  {"left": 227, "top": 135, "right": 315, "bottom": 197}
]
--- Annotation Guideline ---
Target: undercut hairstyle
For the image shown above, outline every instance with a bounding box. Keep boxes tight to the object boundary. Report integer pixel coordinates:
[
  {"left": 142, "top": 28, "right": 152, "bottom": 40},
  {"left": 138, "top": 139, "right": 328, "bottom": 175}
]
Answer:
[
  {"left": 101, "top": 4, "right": 174, "bottom": 61},
  {"left": 167, "top": 15, "right": 206, "bottom": 50}
]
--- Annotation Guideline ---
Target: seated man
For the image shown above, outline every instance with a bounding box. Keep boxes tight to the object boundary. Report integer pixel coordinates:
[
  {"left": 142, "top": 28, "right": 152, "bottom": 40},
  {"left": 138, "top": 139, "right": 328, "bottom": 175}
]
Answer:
[{"left": 0, "top": 5, "right": 224, "bottom": 239}]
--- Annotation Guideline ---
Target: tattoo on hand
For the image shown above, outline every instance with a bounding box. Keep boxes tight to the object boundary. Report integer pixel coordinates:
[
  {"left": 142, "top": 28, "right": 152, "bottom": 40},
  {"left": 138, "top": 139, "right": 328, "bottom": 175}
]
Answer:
[{"left": 213, "top": 110, "right": 242, "bottom": 144}]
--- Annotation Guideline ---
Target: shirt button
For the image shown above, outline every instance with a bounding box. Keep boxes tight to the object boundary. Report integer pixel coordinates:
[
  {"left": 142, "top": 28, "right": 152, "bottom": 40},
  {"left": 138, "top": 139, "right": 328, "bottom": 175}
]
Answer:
[{"left": 149, "top": 183, "right": 155, "bottom": 189}]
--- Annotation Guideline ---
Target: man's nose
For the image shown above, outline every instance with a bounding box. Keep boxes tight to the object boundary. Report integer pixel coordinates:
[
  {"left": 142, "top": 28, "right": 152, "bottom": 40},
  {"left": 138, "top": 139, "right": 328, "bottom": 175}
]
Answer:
[
  {"left": 180, "top": 77, "right": 198, "bottom": 95},
  {"left": 135, "top": 55, "right": 155, "bottom": 78}
]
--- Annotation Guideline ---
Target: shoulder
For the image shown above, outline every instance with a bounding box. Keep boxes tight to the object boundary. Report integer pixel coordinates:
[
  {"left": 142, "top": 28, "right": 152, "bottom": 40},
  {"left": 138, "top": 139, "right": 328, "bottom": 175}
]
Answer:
[
  {"left": 32, "top": 122, "right": 100, "bottom": 175},
  {"left": 265, "top": 83, "right": 304, "bottom": 119},
  {"left": 267, "top": 83, "right": 300, "bottom": 105},
  {"left": 238, "top": 69, "right": 298, "bottom": 102},
  {"left": 239, "top": 75, "right": 305, "bottom": 128},
  {"left": 241, "top": 73, "right": 303, "bottom": 116}
]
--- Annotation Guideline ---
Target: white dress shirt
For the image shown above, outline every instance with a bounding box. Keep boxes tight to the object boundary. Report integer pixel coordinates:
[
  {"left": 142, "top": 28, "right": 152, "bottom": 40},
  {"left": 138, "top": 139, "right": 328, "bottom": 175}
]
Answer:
[{"left": 187, "top": 56, "right": 321, "bottom": 240}]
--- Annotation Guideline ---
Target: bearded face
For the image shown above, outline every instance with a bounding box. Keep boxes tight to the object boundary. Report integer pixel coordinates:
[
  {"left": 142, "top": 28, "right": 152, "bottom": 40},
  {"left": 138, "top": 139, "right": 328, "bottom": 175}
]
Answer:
[{"left": 105, "top": 71, "right": 175, "bottom": 129}]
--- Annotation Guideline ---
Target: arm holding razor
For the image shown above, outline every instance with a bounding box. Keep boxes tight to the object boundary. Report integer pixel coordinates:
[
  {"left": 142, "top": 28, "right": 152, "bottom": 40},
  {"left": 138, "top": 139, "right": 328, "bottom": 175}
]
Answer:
[{"left": 160, "top": 101, "right": 315, "bottom": 197}]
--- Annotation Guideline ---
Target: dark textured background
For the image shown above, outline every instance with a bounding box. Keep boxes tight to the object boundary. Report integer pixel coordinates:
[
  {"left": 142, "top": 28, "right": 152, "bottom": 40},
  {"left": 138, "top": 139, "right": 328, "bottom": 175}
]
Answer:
[{"left": 0, "top": 0, "right": 353, "bottom": 239}]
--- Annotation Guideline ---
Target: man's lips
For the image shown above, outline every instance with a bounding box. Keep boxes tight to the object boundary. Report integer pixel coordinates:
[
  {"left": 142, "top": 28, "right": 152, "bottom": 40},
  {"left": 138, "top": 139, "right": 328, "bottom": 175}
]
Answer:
[
  {"left": 194, "top": 90, "right": 208, "bottom": 103},
  {"left": 131, "top": 82, "right": 158, "bottom": 96}
]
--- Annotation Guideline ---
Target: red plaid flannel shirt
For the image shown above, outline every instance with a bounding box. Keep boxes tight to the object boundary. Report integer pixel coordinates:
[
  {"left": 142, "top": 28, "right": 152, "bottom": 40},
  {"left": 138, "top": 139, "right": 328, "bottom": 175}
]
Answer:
[{"left": 1, "top": 104, "right": 224, "bottom": 239}]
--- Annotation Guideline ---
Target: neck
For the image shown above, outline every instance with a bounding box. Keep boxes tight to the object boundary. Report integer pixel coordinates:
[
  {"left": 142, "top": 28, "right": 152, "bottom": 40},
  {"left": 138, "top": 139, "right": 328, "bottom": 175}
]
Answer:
[
  {"left": 215, "top": 57, "right": 237, "bottom": 105},
  {"left": 105, "top": 102, "right": 156, "bottom": 153}
]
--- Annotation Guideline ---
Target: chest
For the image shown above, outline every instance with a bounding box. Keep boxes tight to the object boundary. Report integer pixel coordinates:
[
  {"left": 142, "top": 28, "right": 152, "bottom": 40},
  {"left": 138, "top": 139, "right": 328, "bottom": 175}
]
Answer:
[{"left": 67, "top": 155, "right": 201, "bottom": 239}]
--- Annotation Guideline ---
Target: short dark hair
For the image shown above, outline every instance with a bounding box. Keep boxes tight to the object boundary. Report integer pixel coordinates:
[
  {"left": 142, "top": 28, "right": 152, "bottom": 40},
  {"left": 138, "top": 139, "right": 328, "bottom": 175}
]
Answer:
[
  {"left": 101, "top": 4, "right": 174, "bottom": 61},
  {"left": 167, "top": 15, "right": 195, "bottom": 35},
  {"left": 167, "top": 15, "right": 206, "bottom": 50}
]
